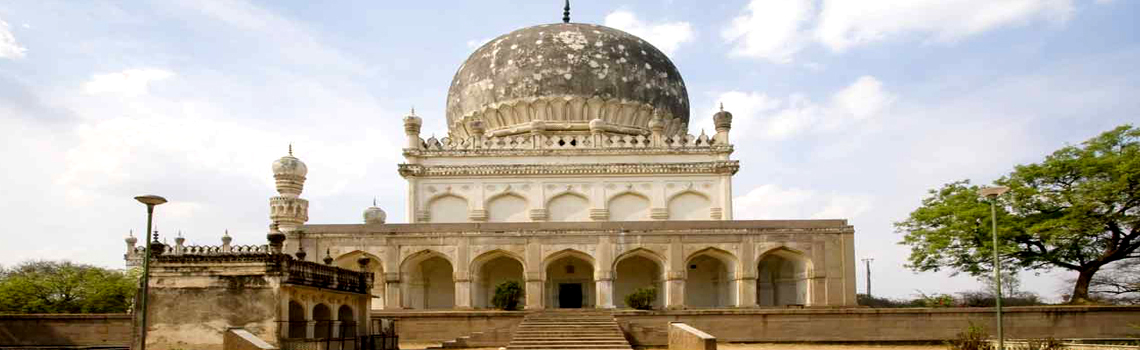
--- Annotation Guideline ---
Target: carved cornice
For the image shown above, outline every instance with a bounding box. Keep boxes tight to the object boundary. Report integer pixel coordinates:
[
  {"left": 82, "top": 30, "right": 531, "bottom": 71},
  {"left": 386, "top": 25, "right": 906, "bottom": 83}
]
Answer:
[
  {"left": 404, "top": 144, "right": 733, "bottom": 158},
  {"left": 398, "top": 161, "right": 740, "bottom": 178}
]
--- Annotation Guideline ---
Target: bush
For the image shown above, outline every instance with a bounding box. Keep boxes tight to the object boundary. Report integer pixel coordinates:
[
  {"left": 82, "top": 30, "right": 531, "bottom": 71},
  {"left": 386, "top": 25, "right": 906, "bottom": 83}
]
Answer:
[
  {"left": 946, "top": 323, "right": 993, "bottom": 350},
  {"left": 624, "top": 286, "right": 657, "bottom": 310},
  {"left": 1025, "top": 337, "right": 1064, "bottom": 350},
  {"left": 491, "top": 280, "right": 523, "bottom": 310}
]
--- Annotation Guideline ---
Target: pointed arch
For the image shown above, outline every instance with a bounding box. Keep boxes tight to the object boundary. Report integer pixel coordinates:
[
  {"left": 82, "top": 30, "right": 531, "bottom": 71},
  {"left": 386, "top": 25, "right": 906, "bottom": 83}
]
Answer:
[
  {"left": 613, "top": 248, "right": 666, "bottom": 309},
  {"left": 400, "top": 249, "right": 456, "bottom": 309},
  {"left": 667, "top": 190, "right": 711, "bottom": 221},
  {"left": 541, "top": 248, "right": 597, "bottom": 273},
  {"left": 486, "top": 192, "right": 529, "bottom": 222},
  {"left": 607, "top": 191, "right": 650, "bottom": 221},
  {"left": 547, "top": 192, "right": 590, "bottom": 222},
  {"left": 757, "top": 246, "right": 813, "bottom": 307},
  {"left": 543, "top": 248, "right": 597, "bottom": 308},
  {"left": 470, "top": 249, "right": 527, "bottom": 309},
  {"left": 427, "top": 194, "right": 469, "bottom": 223},
  {"left": 684, "top": 247, "right": 740, "bottom": 308}
]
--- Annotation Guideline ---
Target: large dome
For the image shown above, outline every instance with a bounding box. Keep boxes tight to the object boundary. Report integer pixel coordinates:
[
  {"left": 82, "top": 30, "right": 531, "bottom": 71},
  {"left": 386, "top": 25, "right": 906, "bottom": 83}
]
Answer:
[{"left": 446, "top": 23, "right": 689, "bottom": 139}]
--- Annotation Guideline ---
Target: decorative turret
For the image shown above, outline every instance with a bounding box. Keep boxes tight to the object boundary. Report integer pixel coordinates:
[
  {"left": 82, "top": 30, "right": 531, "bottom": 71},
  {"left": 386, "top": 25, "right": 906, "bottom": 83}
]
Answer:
[
  {"left": 403, "top": 108, "right": 422, "bottom": 150},
  {"left": 713, "top": 103, "right": 733, "bottom": 145},
  {"left": 270, "top": 145, "right": 310, "bottom": 232},
  {"left": 364, "top": 199, "right": 387, "bottom": 224},
  {"left": 124, "top": 230, "right": 138, "bottom": 259}
]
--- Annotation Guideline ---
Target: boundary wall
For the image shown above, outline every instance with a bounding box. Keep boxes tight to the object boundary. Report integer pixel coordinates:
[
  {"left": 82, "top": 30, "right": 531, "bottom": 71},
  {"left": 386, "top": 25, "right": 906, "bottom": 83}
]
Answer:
[
  {"left": 0, "top": 314, "right": 131, "bottom": 347},
  {"left": 377, "top": 306, "right": 1140, "bottom": 346}
]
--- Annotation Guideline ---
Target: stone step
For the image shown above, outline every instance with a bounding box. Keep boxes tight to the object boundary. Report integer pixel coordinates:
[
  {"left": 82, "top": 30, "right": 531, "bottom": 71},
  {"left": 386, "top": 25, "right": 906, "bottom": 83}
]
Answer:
[
  {"left": 514, "top": 330, "right": 624, "bottom": 335},
  {"left": 507, "top": 345, "right": 633, "bottom": 350},
  {"left": 510, "top": 341, "right": 630, "bottom": 346}
]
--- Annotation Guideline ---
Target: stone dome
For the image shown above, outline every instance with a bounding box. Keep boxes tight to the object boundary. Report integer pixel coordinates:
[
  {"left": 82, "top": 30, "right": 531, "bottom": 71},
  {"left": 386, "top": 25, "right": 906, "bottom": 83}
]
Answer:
[
  {"left": 272, "top": 154, "right": 307, "bottom": 178},
  {"left": 446, "top": 23, "right": 690, "bottom": 138},
  {"left": 363, "top": 204, "right": 386, "bottom": 224}
]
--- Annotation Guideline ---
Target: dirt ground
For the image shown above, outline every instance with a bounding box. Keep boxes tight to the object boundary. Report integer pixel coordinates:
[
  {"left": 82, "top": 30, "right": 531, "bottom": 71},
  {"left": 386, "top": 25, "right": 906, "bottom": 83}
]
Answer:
[{"left": 400, "top": 342, "right": 946, "bottom": 350}]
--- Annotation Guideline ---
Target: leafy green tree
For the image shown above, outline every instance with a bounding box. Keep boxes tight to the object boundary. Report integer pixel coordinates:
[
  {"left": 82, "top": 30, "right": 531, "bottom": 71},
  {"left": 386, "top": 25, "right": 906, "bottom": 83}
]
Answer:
[
  {"left": 897, "top": 125, "right": 1140, "bottom": 303},
  {"left": 0, "top": 260, "right": 138, "bottom": 314},
  {"left": 491, "top": 280, "right": 523, "bottom": 311}
]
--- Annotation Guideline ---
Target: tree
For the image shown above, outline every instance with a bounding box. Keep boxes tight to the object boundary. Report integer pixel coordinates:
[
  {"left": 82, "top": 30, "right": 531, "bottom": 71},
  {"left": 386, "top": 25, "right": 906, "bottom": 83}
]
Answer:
[
  {"left": 1087, "top": 259, "right": 1140, "bottom": 304},
  {"left": 897, "top": 125, "right": 1140, "bottom": 303},
  {"left": 0, "top": 260, "right": 138, "bottom": 314}
]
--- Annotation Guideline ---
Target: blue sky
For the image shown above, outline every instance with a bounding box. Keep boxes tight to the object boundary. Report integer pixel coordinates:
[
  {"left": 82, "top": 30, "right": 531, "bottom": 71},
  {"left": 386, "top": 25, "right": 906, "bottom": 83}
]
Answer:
[{"left": 1, "top": 0, "right": 1137, "bottom": 301}]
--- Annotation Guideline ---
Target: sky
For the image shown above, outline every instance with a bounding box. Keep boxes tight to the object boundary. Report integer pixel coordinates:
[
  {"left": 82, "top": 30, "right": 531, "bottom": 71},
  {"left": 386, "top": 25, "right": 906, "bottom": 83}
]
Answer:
[{"left": 1, "top": 0, "right": 1137, "bottom": 302}]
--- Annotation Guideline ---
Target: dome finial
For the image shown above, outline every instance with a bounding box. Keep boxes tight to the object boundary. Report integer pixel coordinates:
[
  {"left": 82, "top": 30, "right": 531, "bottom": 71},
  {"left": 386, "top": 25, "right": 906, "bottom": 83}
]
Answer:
[
  {"left": 373, "top": 198, "right": 377, "bottom": 207},
  {"left": 563, "top": 0, "right": 570, "bottom": 23},
  {"left": 719, "top": 102, "right": 724, "bottom": 111},
  {"left": 288, "top": 143, "right": 293, "bottom": 156}
]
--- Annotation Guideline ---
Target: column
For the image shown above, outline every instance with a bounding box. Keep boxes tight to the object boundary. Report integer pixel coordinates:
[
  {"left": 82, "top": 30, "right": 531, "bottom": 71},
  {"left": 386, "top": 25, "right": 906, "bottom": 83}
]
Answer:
[
  {"left": 455, "top": 277, "right": 473, "bottom": 309},
  {"left": 385, "top": 273, "right": 402, "bottom": 309},
  {"left": 330, "top": 304, "right": 341, "bottom": 338},
  {"left": 666, "top": 272, "right": 685, "bottom": 309},
  {"left": 526, "top": 278, "right": 544, "bottom": 310},
  {"left": 736, "top": 276, "right": 757, "bottom": 307},
  {"left": 595, "top": 272, "right": 614, "bottom": 309}
]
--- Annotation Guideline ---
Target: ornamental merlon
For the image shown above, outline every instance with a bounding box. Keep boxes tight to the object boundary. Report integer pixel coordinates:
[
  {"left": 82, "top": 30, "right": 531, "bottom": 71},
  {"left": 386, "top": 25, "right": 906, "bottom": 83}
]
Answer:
[{"left": 397, "top": 161, "right": 740, "bottom": 178}]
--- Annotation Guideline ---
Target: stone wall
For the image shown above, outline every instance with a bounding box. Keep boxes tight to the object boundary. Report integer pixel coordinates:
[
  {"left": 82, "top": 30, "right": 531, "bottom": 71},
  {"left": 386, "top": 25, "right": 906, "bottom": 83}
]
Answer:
[
  {"left": 374, "top": 306, "right": 1140, "bottom": 346},
  {"left": 0, "top": 314, "right": 130, "bottom": 347},
  {"left": 371, "top": 310, "right": 525, "bottom": 344},
  {"left": 615, "top": 306, "right": 1140, "bottom": 346}
]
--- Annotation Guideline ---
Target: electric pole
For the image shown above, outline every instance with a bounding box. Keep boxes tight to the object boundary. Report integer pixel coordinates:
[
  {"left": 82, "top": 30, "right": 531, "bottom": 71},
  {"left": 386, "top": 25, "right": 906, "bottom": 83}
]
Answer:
[{"left": 861, "top": 258, "right": 874, "bottom": 297}]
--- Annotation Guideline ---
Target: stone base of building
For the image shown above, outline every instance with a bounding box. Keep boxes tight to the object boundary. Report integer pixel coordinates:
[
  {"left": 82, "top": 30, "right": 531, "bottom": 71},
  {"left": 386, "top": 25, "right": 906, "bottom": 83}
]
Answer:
[{"left": 375, "top": 306, "right": 1140, "bottom": 346}]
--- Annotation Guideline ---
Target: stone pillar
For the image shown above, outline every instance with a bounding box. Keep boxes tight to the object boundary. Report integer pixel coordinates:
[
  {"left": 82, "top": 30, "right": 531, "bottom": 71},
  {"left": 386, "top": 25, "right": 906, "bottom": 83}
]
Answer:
[
  {"left": 666, "top": 273, "right": 685, "bottom": 309},
  {"left": 736, "top": 277, "right": 757, "bottom": 307},
  {"left": 385, "top": 274, "right": 402, "bottom": 309},
  {"left": 595, "top": 278, "right": 614, "bottom": 309},
  {"left": 404, "top": 111, "right": 422, "bottom": 150},
  {"left": 304, "top": 303, "right": 315, "bottom": 339},
  {"left": 455, "top": 278, "right": 473, "bottom": 309},
  {"left": 330, "top": 304, "right": 341, "bottom": 338},
  {"left": 526, "top": 278, "right": 544, "bottom": 310}
]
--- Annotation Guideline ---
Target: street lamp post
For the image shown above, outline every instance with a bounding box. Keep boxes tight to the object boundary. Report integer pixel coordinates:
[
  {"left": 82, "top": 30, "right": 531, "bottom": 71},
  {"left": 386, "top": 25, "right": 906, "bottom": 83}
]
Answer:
[
  {"left": 134, "top": 195, "right": 167, "bottom": 350},
  {"left": 978, "top": 186, "right": 1009, "bottom": 350}
]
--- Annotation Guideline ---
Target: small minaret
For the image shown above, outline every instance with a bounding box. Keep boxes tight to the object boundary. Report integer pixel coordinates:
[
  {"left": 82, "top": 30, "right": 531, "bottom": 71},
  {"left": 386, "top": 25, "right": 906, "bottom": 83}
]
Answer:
[
  {"left": 124, "top": 230, "right": 138, "bottom": 260},
  {"left": 403, "top": 108, "right": 423, "bottom": 150},
  {"left": 713, "top": 103, "right": 733, "bottom": 145},
  {"left": 270, "top": 145, "right": 309, "bottom": 232}
]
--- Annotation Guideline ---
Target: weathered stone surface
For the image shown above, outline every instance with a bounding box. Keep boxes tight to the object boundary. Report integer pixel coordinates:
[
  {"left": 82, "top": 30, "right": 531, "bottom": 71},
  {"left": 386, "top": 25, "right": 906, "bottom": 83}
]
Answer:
[
  {"left": 447, "top": 23, "right": 689, "bottom": 138},
  {"left": 668, "top": 322, "right": 715, "bottom": 350},
  {"left": 223, "top": 328, "right": 277, "bottom": 350},
  {"left": 0, "top": 314, "right": 130, "bottom": 347}
]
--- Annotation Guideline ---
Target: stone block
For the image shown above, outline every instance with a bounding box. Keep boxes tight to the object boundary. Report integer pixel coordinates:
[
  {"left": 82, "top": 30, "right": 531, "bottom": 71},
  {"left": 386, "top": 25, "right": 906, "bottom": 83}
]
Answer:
[
  {"left": 223, "top": 328, "right": 277, "bottom": 350},
  {"left": 668, "top": 322, "right": 716, "bottom": 350}
]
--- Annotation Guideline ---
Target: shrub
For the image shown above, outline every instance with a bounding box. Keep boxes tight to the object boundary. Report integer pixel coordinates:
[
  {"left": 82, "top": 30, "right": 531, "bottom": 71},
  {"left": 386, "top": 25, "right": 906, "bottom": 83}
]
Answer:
[
  {"left": 491, "top": 280, "right": 523, "bottom": 311},
  {"left": 1025, "top": 337, "right": 1064, "bottom": 350},
  {"left": 946, "top": 323, "right": 993, "bottom": 350},
  {"left": 624, "top": 286, "right": 657, "bottom": 310}
]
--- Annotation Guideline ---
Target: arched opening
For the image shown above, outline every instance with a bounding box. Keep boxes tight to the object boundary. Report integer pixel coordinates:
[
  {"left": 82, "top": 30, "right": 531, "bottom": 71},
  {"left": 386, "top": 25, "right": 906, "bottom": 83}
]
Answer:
[
  {"left": 613, "top": 252, "right": 664, "bottom": 309},
  {"left": 758, "top": 249, "right": 811, "bottom": 307},
  {"left": 488, "top": 193, "right": 529, "bottom": 222},
  {"left": 312, "top": 303, "right": 331, "bottom": 339},
  {"left": 548, "top": 193, "right": 589, "bottom": 222},
  {"left": 401, "top": 252, "right": 456, "bottom": 309},
  {"left": 668, "top": 192, "right": 711, "bottom": 220},
  {"left": 334, "top": 251, "right": 385, "bottom": 310},
  {"left": 337, "top": 305, "right": 356, "bottom": 337},
  {"left": 608, "top": 192, "right": 649, "bottom": 221},
  {"left": 684, "top": 249, "right": 738, "bottom": 308},
  {"left": 471, "top": 251, "right": 525, "bottom": 309},
  {"left": 287, "top": 300, "right": 305, "bottom": 339},
  {"left": 544, "top": 251, "right": 595, "bottom": 308},
  {"left": 429, "top": 195, "right": 468, "bottom": 223}
]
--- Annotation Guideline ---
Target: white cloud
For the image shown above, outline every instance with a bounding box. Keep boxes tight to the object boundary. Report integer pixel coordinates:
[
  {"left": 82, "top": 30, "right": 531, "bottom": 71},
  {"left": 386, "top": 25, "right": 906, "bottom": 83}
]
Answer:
[
  {"left": 698, "top": 75, "right": 895, "bottom": 140},
  {"left": 734, "top": 184, "right": 873, "bottom": 220},
  {"left": 604, "top": 10, "right": 694, "bottom": 56},
  {"left": 83, "top": 69, "right": 174, "bottom": 97},
  {"left": 722, "top": 0, "right": 814, "bottom": 63},
  {"left": 0, "top": 19, "right": 28, "bottom": 59},
  {"left": 816, "top": 0, "right": 1074, "bottom": 52},
  {"left": 723, "top": 0, "right": 1075, "bottom": 63}
]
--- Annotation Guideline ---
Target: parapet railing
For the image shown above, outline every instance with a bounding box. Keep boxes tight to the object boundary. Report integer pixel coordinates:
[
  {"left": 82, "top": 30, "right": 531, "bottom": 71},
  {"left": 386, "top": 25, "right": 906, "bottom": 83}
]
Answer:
[
  {"left": 282, "top": 258, "right": 372, "bottom": 295},
  {"left": 413, "top": 131, "right": 726, "bottom": 152}
]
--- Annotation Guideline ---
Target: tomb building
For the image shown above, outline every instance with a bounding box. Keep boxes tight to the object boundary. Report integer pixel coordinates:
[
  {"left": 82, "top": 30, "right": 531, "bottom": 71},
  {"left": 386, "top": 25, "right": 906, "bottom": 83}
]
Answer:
[{"left": 127, "top": 19, "right": 857, "bottom": 312}]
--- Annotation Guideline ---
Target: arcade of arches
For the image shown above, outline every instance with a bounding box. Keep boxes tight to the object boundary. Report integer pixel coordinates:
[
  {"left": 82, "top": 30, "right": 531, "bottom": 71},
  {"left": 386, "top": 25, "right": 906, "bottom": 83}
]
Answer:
[{"left": 319, "top": 238, "right": 844, "bottom": 310}]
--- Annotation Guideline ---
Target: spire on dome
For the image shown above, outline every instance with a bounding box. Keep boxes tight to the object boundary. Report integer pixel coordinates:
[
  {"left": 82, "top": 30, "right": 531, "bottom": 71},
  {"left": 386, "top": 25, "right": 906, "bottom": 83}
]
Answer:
[
  {"left": 288, "top": 143, "right": 293, "bottom": 156},
  {"left": 563, "top": 0, "right": 570, "bottom": 23}
]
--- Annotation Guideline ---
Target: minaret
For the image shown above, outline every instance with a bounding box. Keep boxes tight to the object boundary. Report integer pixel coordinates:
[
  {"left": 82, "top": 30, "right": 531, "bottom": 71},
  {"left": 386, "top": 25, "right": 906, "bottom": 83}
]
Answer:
[
  {"left": 270, "top": 145, "right": 309, "bottom": 232},
  {"left": 713, "top": 103, "right": 733, "bottom": 145}
]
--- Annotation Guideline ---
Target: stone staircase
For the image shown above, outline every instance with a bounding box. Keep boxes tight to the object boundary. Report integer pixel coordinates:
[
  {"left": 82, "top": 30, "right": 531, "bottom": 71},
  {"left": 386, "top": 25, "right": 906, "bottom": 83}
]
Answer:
[{"left": 506, "top": 310, "right": 632, "bottom": 350}]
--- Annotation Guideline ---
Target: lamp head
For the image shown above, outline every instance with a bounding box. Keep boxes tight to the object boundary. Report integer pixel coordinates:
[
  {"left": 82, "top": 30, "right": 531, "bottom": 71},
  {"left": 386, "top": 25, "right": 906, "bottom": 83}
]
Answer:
[
  {"left": 135, "top": 195, "right": 168, "bottom": 206},
  {"left": 978, "top": 186, "right": 1010, "bottom": 199}
]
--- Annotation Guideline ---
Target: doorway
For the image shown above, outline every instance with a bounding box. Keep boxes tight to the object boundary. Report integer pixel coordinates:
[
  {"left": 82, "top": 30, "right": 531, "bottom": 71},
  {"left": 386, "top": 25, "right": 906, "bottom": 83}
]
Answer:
[{"left": 558, "top": 283, "right": 583, "bottom": 308}]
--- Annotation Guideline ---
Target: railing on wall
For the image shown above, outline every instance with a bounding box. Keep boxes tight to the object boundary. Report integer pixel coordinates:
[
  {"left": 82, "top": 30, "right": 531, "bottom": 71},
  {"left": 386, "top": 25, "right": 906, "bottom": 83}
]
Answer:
[
  {"left": 282, "top": 259, "right": 371, "bottom": 294},
  {"left": 279, "top": 319, "right": 398, "bottom": 350},
  {"left": 414, "top": 131, "right": 725, "bottom": 152}
]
